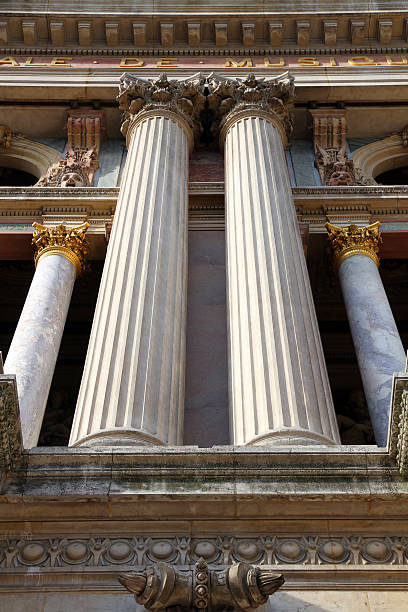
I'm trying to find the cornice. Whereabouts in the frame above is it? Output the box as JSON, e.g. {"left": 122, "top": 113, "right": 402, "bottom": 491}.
{"left": 0, "top": 12, "right": 407, "bottom": 51}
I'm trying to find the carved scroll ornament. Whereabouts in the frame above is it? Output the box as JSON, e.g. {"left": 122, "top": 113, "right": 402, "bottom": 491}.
{"left": 119, "top": 558, "right": 284, "bottom": 611}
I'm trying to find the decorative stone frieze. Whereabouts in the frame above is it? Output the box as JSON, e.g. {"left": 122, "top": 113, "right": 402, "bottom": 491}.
{"left": 0, "top": 375, "right": 22, "bottom": 469}
{"left": 119, "top": 559, "right": 284, "bottom": 611}
{"left": 2, "top": 535, "right": 408, "bottom": 569}
{"left": 33, "top": 222, "right": 89, "bottom": 277}
{"left": 117, "top": 72, "right": 206, "bottom": 145}
{"left": 325, "top": 221, "right": 381, "bottom": 270}
{"left": 207, "top": 72, "right": 295, "bottom": 142}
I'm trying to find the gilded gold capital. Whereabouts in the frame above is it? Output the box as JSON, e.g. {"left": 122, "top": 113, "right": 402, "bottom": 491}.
{"left": 32, "top": 222, "right": 89, "bottom": 276}
{"left": 325, "top": 221, "right": 382, "bottom": 270}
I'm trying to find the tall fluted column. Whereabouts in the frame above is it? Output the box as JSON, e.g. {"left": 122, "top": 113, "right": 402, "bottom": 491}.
{"left": 326, "top": 222, "right": 406, "bottom": 446}
{"left": 69, "top": 73, "right": 205, "bottom": 447}
{"left": 208, "top": 74, "right": 340, "bottom": 446}
{"left": 4, "top": 222, "right": 88, "bottom": 448}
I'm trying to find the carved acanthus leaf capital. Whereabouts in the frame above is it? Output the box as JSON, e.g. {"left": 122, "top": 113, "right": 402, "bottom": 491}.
{"left": 119, "top": 559, "right": 284, "bottom": 612}
{"left": 207, "top": 72, "right": 295, "bottom": 143}
{"left": 117, "top": 72, "right": 206, "bottom": 143}
{"left": 32, "top": 222, "right": 89, "bottom": 276}
{"left": 325, "top": 221, "right": 382, "bottom": 269}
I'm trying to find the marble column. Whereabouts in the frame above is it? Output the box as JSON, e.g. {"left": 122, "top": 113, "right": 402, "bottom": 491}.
{"left": 69, "top": 73, "right": 205, "bottom": 447}
{"left": 208, "top": 74, "right": 340, "bottom": 446}
{"left": 4, "top": 222, "right": 89, "bottom": 449}
{"left": 326, "top": 222, "right": 406, "bottom": 446}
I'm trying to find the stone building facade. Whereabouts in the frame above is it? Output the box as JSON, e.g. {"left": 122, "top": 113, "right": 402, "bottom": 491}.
{"left": 0, "top": 1, "right": 408, "bottom": 610}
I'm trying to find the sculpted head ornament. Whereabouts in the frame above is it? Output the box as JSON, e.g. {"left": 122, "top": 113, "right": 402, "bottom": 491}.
{"left": 119, "top": 558, "right": 284, "bottom": 611}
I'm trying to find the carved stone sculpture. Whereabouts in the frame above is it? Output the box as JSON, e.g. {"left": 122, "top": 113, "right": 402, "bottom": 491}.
{"left": 117, "top": 72, "right": 206, "bottom": 141}
{"left": 315, "top": 145, "right": 356, "bottom": 186}
{"left": 206, "top": 72, "right": 295, "bottom": 139}
{"left": 35, "top": 148, "right": 97, "bottom": 187}
{"left": 119, "top": 558, "right": 284, "bottom": 611}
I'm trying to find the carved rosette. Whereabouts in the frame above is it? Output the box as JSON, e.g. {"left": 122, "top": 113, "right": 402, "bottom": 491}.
{"left": 325, "top": 221, "right": 382, "bottom": 270}
{"left": 117, "top": 72, "right": 206, "bottom": 147}
{"left": 32, "top": 222, "right": 89, "bottom": 276}
{"left": 119, "top": 559, "right": 284, "bottom": 611}
{"left": 207, "top": 72, "right": 295, "bottom": 144}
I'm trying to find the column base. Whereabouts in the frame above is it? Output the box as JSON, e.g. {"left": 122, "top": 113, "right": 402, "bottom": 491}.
{"left": 69, "top": 428, "right": 168, "bottom": 448}
{"left": 244, "top": 429, "right": 339, "bottom": 447}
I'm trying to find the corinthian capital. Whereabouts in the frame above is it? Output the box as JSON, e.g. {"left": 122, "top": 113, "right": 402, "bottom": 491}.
{"left": 117, "top": 72, "right": 206, "bottom": 144}
{"left": 325, "top": 221, "right": 382, "bottom": 270}
{"left": 33, "top": 222, "right": 89, "bottom": 276}
{"left": 207, "top": 72, "right": 295, "bottom": 143}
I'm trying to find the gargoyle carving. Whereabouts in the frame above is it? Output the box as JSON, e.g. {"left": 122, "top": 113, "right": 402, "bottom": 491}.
{"left": 119, "top": 558, "right": 284, "bottom": 611}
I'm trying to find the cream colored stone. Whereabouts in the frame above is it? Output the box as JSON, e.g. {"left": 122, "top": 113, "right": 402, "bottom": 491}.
{"left": 223, "top": 112, "right": 340, "bottom": 446}
{"left": 70, "top": 111, "right": 191, "bottom": 447}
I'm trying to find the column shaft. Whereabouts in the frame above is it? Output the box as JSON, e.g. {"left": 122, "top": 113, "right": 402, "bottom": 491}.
{"left": 4, "top": 255, "right": 76, "bottom": 448}
{"left": 225, "top": 115, "right": 340, "bottom": 446}
{"left": 338, "top": 255, "right": 405, "bottom": 446}
{"left": 70, "top": 113, "right": 189, "bottom": 446}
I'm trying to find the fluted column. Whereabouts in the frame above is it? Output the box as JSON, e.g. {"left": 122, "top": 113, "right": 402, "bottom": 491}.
{"left": 208, "top": 74, "right": 340, "bottom": 446}
{"left": 69, "top": 73, "right": 205, "bottom": 447}
{"left": 4, "top": 222, "right": 88, "bottom": 448}
{"left": 326, "top": 222, "right": 406, "bottom": 446}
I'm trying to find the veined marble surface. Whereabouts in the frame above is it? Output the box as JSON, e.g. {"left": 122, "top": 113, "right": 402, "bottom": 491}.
{"left": 339, "top": 254, "right": 406, "bottom": 446}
